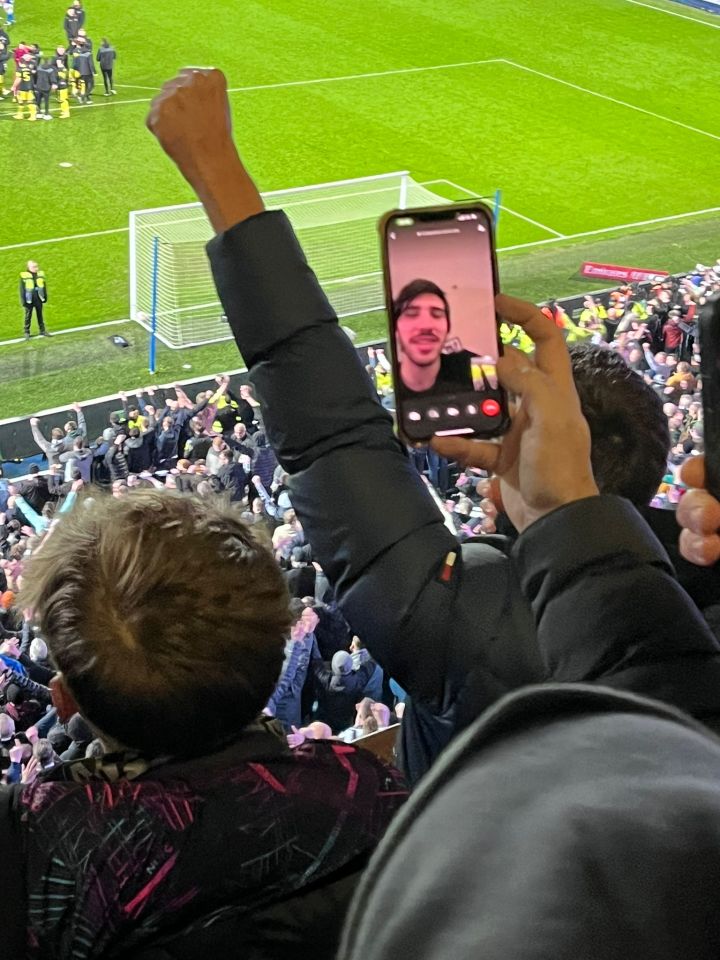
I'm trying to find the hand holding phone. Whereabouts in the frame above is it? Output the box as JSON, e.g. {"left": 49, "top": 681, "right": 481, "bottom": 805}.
{"left": 430, "top": 294, "right": 598, "bottom": 533}
{"left": 381, "top": 203, "right": 509, "bottom": 444}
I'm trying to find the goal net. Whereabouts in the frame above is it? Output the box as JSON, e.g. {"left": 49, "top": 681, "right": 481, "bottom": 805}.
{"left": 129, "top": 172, "right": 452, "bottom": 349}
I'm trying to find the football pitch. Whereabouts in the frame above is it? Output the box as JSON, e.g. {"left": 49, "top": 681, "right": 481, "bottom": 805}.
{"left": 1, "top": 0, "right": 719, "bottom": 418}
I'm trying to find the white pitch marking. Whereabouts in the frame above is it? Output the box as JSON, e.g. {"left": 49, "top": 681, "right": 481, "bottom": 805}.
{"left": 625, "top": 0, "right": 720, "bottom": 28}
{"left": 501, "top": 59, "right": 720, "bottom": 142}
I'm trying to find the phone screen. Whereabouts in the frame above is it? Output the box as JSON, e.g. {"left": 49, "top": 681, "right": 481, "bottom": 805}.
{"left": 383, "top": 205, "right": 508, "bottom": 443}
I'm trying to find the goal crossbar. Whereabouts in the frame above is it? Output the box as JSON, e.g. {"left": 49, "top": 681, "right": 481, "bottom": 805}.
{"left": 129, "top": 172, "right": 461, "bottom": 350}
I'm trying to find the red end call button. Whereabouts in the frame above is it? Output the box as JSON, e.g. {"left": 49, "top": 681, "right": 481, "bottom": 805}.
{"left": 481, "top": 399, "right": 501, "bottom": 417}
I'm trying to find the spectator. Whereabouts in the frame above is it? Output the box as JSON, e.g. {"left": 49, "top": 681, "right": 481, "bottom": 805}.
{"left": 104, "top": 433, "right": 129, "bottom": 481}
{"left": 350, "top": 637, "right": 384, "bottom": 701}
{"left": 312, "top": 650, "right": 377, "bottom": 733}
{"left": 0, "top": 466, "right": 9, "bottom": 513}
{"left": 29, "top": 418, "right": 66, "bottom": 465}
{"left": 215, "top": 448, "right": 247, "bottom": 500}
{"left": 204, "top": 434, "right": 227, "bottom": 475}
{"left": 155, "top": 415, "right": 181, "bottom": 470}
{"left": 283, "top": 544, "right": 317, "bottom": 598}
{"left": 145, "top": 68, "right": 719, "bottom": 786}
{"left": 251, "top": 471, "right": 292, "bottom": 518}
{"left": 361, "top": 715, "right": 378, "bottom": 736}
{"left": 226, "top": 420, "right": 255, "bottom": 457}
{"left": 242, "top": 496, "right": 275, "bottom": 545}
{"left": 0, "top": 712, "right": 16, "bottom": 774}
{"left": 264, "top": 599, "right": 318, "bottom": 731}
{"left": 2, "top": 490, "right": 406, "bottom": 958}
{"left": 250, "top": 432, "right": 277, "bottom": 488}
{"left": 59, "top": 436, "right": 93, "bottom": 482}
{"left": 182, "top": 416, "right": 213, "bottom": 461}
{"left": 371, "top": 702, "right": 391, "bottom": 729}
{"left": 124, "top": 421, "right": 156, "bottom": 474}
{"left": 334, "top": 292, "right": 720, "bottom": 960}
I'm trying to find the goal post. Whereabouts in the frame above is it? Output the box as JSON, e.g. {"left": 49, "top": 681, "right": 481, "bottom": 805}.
{"left": 129, "top": 172, "right": 458, "bottom": 349}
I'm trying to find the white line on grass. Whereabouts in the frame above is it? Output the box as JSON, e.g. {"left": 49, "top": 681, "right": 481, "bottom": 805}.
{"left": 115, "top": 83, "right": 163, "bottom": 90}
{"left": 501, "top": 60, "right": 720, "bottom": 142}
{"left": 625, "top": 0, "right": 720, "bottom": 28}
{"left": 0, "top": 226, "right": 128, "bottom": 253}
{"left": 499, "top": 204, "right": 566, "bottom": 237}
{"left": 0, "top": 318, "right": 132, "bottom": 348}
{"left": 424, "top": 178, "right": 565, "bottom": 237}
{"left": 497, "top": 204, "right": 720, "bottom": 252}
{"left": 3, "top": 59, "right": 504, "bottom": 114}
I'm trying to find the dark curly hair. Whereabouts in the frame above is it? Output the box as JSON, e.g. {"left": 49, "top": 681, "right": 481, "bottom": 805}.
{"left": 569, "top": 345, "right": 670, "bottom": 507}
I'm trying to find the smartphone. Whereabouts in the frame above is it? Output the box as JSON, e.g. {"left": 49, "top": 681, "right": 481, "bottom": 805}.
{"left": 380, "top": 203, "right": 509, "bottom": 444}
{"left": 699, "top": 293, "right": 720, "bottom": 499}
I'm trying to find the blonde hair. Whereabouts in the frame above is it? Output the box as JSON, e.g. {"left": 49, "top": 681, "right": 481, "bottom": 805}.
{"left": 21, "top": 491, "right": 291, "bottom": 757}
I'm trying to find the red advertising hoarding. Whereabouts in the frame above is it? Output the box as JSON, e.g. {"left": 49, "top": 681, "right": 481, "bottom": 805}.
{"left": 580, "top": 262, "right": 669, "bottom": 284}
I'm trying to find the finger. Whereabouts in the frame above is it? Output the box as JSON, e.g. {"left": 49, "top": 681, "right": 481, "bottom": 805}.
{"left": 291, "top": 726, "right": 299, "bottom": 734}
{"left": 431, "top": 437, "right": 502, "bottom": 472}
{"left": 495, "top": 354, "right": 549, "bottom": 406}
{"left": 502, "top": 343, "right": 535, "bottom": 368}
{"left": 679, "top": 528, "right": 720, "bottom": 567}
{"left": 496, "top": 293, "right": 573, "bottom": 384}
{"left": 679, "top": 455, "right": 706, "bottom": 490}
{"left": 676, "top": 488, "right": 720, "bottom": 536}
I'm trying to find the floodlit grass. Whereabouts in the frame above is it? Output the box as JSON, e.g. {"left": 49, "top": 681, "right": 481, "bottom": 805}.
{"left": 2, "top": 0, "right": 719, "bottom": 416}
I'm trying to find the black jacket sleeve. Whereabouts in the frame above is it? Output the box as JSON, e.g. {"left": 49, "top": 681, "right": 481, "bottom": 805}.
{"left": 514, "top": 496, "right": 720, "bottom": 722}
{"left": 206, "top": 213, "right": 481, "bottom": 707}
{"left": 205, "top": 212, "right": 718, "bottom": 729}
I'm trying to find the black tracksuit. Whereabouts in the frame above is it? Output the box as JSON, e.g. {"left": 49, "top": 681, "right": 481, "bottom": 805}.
{"left": 34, "top": 63, "right": 55, "bottom": 113}
{"left": 96, "top": 42, "right": 116, "bottom": 93}
{"left": 73, "top": 49, "right": 95, "bottom": 98}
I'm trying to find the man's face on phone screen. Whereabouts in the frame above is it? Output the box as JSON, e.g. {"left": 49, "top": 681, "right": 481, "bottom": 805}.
{"left": 396, "top": 293, "right": 448, "bottom": 367}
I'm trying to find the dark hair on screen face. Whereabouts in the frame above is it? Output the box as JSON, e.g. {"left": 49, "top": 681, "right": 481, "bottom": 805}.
{"left": 392, "top": 279, "right": 451, "bottom": 327}
{"left": 569, "top": 345, "right": 670, "bottom": 507}
{"left": 20, "top": 491, "right": 291, "bottom": 759}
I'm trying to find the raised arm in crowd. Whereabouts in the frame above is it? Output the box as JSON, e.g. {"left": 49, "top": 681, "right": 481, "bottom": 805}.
{"left": 148, "top": 69, "right": 720, "bottom": 785}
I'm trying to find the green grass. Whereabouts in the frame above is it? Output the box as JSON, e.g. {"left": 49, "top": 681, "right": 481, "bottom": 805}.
{"left": 2, "top": 0, "right": 720, "bottom": 417}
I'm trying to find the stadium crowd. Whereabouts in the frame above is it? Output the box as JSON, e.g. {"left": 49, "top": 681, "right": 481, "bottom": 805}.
{"left": 0, "top": 66, "right": 719, "bottom": 959}
{"left": 0, "top": 0, "right": 117, "bottom": 120}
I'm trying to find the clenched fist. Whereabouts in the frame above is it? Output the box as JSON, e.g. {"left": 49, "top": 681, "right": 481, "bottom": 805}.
{"left": 147, "top": 68, "right": 264, "bottom": 233}
{"left": 146, "top": 69, "right": 234, "bottom": 182}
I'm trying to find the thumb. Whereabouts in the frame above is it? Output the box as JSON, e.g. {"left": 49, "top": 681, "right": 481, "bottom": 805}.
{"left": 291, "top": 726, "right": 299, "bottom": 734}
{"left": 431, "top": 436, "right": 501, "bottom": 472}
